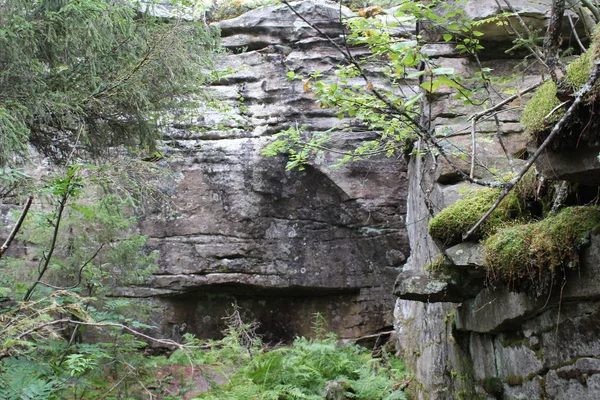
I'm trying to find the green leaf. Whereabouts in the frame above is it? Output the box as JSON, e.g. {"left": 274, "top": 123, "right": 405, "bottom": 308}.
{"left": 431, "top": 67, "right": 455, "bottom": 75}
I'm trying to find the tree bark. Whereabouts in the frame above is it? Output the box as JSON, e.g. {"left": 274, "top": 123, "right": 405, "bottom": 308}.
{"left": 544, "top": 0, "right": 567, "bottom": 82}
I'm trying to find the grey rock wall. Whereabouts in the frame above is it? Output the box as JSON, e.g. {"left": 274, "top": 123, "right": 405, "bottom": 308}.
{"left": 124, "top": 1, "right": 410, "bottom": 342}
{"left": 394, "top": 1, "right": 600, "bottom": 399}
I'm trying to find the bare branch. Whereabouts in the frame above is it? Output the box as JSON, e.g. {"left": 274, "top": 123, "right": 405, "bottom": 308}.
{"left": 463, "top": 59, "right": 600, "bottom": 240}
{"left": 37, "top": 244, "right": 105, "bottom": 291}
{"left": 568, "top": 14, "right": 587, "bottom": 53}
{"left": 468, "top": 81, "right": 545, "bottom": 122}
{"left": 0, "top": 195, "right": 33, "bottom": 260}
{"left": 497, "top": 0, "right": 548, "bottom": 68}
{"left": 16, "top": 318, "right": 183, "bottom": 349}
{"left": 581, "top": 0, "right": 600, "bottom": 22}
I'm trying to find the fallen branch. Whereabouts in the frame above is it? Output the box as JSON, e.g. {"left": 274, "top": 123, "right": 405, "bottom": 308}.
{"left": 16, "top": 318, "right": 183, "bottom": 349}
{"left": 463, "top": 60, "right": 600, "bottom": 240}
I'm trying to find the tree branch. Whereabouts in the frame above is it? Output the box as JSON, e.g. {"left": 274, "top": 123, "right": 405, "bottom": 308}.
{"left": 463, "top": 59, "right": 600, "bottom": 240}
{"left": 581, "top": 0, "right": 600, "bottom": 22}
{"left": 544, "top": 0, "right": 567, "bottom": 82}
{"left": 16, "top": 318, "right": 183, "bottom": 349}
{"left": 0, "top": 195, "right": 33, "bottom": 260}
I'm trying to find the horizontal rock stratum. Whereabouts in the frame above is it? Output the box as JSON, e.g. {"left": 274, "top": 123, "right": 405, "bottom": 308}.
{"left": 121, "top": 1, "right": 410, "bottom": 343}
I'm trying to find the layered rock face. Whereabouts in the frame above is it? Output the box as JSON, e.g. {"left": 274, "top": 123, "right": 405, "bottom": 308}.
{"left": 125, "top": 2, "right": 409, "bottom": 342}
{"left": 394, "top": 1, "right": 600, "bottom": 399}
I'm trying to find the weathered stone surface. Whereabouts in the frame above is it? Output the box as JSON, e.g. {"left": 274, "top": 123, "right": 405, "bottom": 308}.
{"left": 562, "top": 235, "right": 600, "bottom": 301}
{"left": 124, "top": 1, "right": 410, "bottom": 341}
{"left": 394, "top": 269, "right": 468, "bottom": 303}
{"left": 462, "top": 0, "right": 584, "bottom": 42}
{"left": 534, "top": 145, "right": 600, "bottom": 185}
{"left": 390, "top": 1, "right": 600, "bottom": 399}
{"left": 455, "top": 288, "right": 545, "bottom": 333}
{"left": 445, "top": 242, "right": 484, "bottom": 267}
{"left": 531, "top": 302, "right": 600, "bottom": 367}
{"left": 546, "top": 358, "right": 600, "bottom": 400}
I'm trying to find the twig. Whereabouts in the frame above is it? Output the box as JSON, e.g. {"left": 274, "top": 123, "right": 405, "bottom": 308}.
{"left": 568, "top": 14, "right": 587, "bottom": 53}
{"left": 38, "top": 244, "right": 105, "bottom": 291}
{"left": 98, "top": 371, "right": 133, "bottom": 400}
{"left": 467, "top": 81, "right": 544, "bottom": 122}
{"left": 24, "top": 187, "right": 70, "bottom": 302}
{"left": 581, "top": 0, "right": 600, "bottom": 22}
{"left": 470, "top": 118, "right": 477, "bottom": 179}
{"left": 17, "top": 318, "right": 183, "bottom": 349}
{"left": 544, "top": 100, "right": 570, "bottom": 120}
{"left": 497, "top": 0, "right": 548, "bottom": 69}
{"left": 463, "top": 60, "right": 600, "bottom": 240}
{"left": 0, "top": 195, "right": 33, "bottom": 260}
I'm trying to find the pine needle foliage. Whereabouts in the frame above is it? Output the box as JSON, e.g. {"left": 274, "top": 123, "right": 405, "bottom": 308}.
{"left": 0, "top": 0, "right": 221, "bottom": 166}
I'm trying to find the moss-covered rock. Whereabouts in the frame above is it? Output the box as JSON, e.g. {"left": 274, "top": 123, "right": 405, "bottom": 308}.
{"left": 428, "top": 182, "right": 535, "bottom": 247}
{"left": 483, "top": 206, "right": 600, "bottom": 297}
{"left": 521, "top": 24, "right": 600, "bottom": 140}
{"left": 520, "top": 80, "right": 562, "bottom": 137}
{"left": 429, "top": 188, "right": 502, "bottom": 246}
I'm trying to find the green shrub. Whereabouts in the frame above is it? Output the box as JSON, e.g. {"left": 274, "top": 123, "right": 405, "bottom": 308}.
{"left": 483, "top": 206, "right": 600, "bottom": 297}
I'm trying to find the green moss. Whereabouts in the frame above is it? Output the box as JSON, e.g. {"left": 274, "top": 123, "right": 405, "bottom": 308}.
{"left": 484, "top": 206, "right": 600, "bottom": 297}
{"left": 520, "top": 80, "right": 562, "bottom": 137}
{"left": 482, "top": 376, "right": 503, "bottom": 396}
{"left": 522, "top": 24, "right": 600, "bottom": 139}
{"left": 564, "top": 51, "right": 593, "bottom": 91}
{"left": 424, "top": 253, "right": 447, "bottom": 272}
{"left": 506, "top": 374, "right": 524, "bottom": 386}
{"left": 428, "top": 187, "right": 527, "bottom": 246}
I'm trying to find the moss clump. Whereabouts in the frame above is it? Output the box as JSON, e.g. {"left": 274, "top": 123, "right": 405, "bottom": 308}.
{"left": 522, "top": 24, "right": 600, "bottom": 139}
{"left": 484, "top": 206, "right": 600, "bottom": 297}
{"left": 428, "top": 187, "right": 528, "bottom": 247}
{"left": 483, "top": 376, "right": 504, "bottom": 397}
{"left": 506, "top": 375, "right": 524, "bottom": 386}
{"left": 520, "top": 80, "right": 562, "bottom": 137}
{"left": 424, "top": 253, "right": 447, "bottom": 272}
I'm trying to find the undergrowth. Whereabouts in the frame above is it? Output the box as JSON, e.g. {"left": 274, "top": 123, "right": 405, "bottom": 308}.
{"left": 174, "top": 314, "right": 411, "bottom": 400}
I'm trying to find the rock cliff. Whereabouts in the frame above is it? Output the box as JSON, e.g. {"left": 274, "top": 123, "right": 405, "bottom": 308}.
{"left": 393, "top": 1, "right": 600, "bottom": 399}
{"left": 119, "top": 1, "right": 600, "bottom": 398}
{"left": 123, "top": 1, "right": 410, "bottom": 343}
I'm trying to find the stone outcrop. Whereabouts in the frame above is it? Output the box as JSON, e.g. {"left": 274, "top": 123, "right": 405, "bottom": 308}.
{"left": 122, "top": 1, "right": 410, "bottom": 342}
{"left": 393, "top": 1, "right": 600, "bottom": 399}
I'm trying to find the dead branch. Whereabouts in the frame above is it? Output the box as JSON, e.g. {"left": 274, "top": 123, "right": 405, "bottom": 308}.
{"left": 497, "top": 0, "right": 549, "bottom": 68}
{"left": 463, "top": 59, "right": 600, "bottom": 240}
{"left": 0, "top": 195, "right": 33, "bottom": 260}
{"left": 38, "top": 244, "right": 105, "bottom": 291}
{"left": 16, "top": 318, "right": 183, "bottom": 349}
{"left": 580, "top": 0, "right": 600, "bottom": 22}
{"left": 568, "top": 14, "right": 587, "bottom": 53}
{"left": 24, "top": 187, "right": 70, "bottom": 302}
